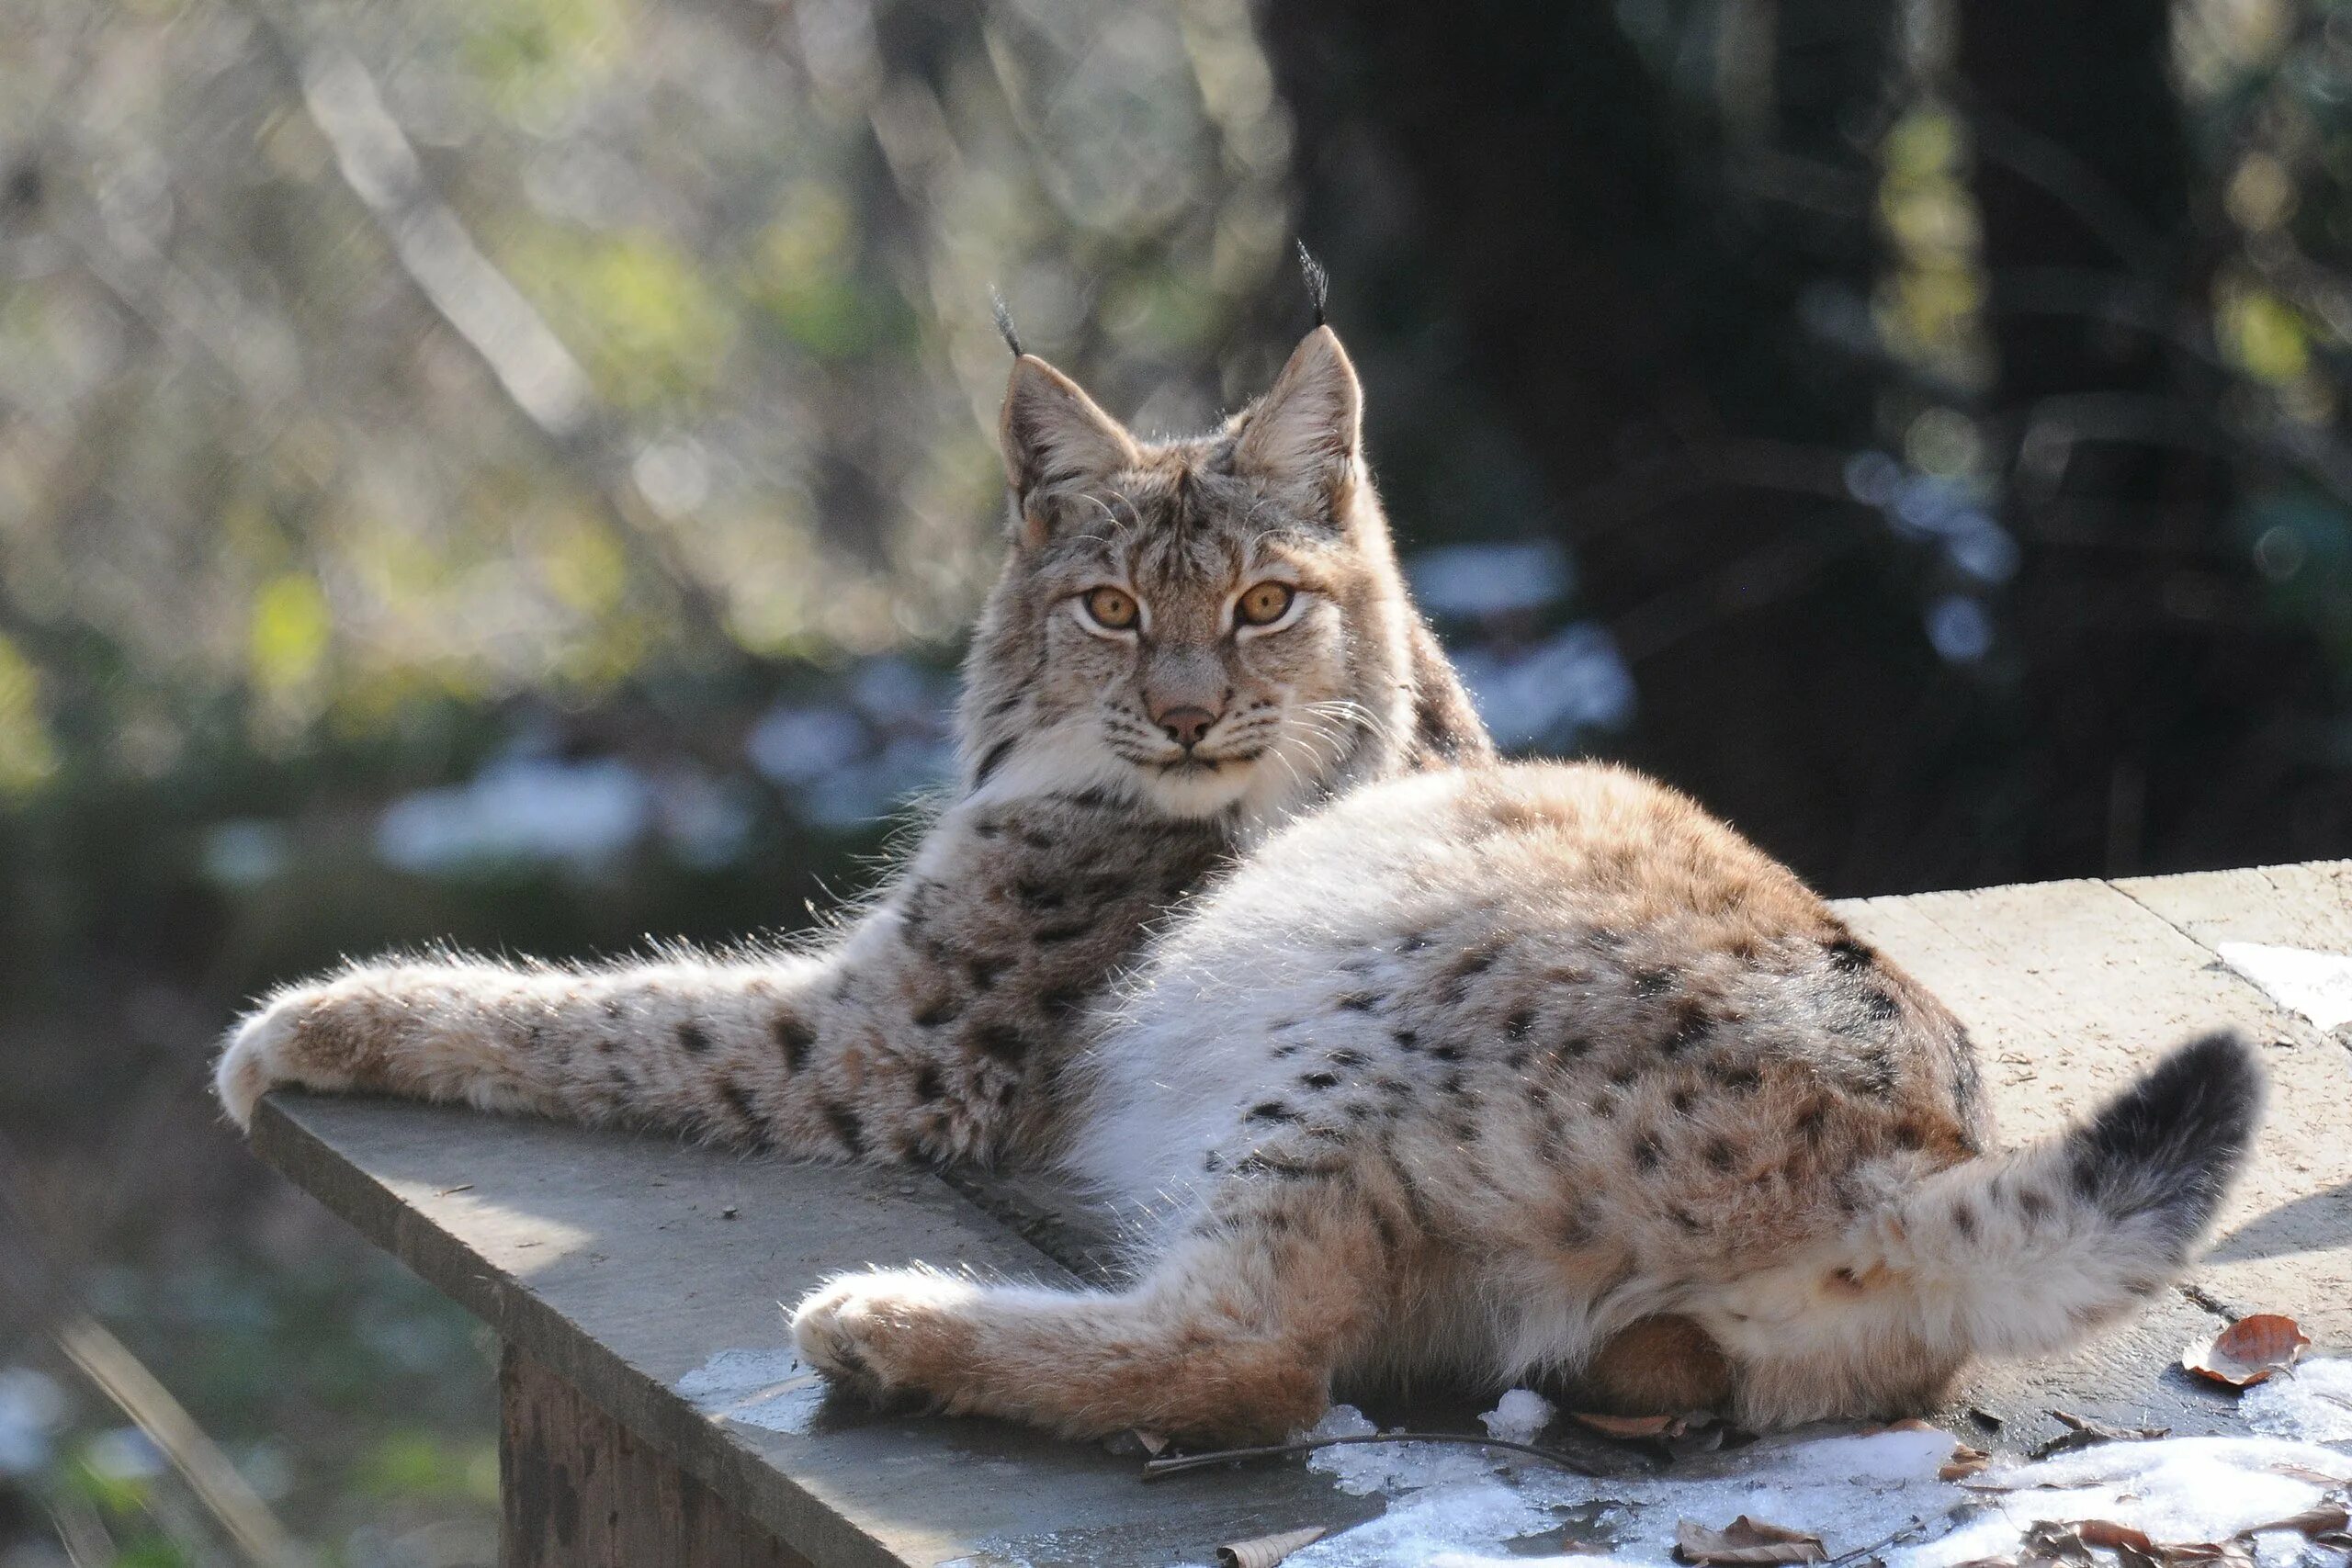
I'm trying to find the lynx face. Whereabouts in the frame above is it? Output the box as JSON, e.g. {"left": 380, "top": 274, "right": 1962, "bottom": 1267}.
{"left": 961, "top": 327, "right": 1428, "bottom": 824}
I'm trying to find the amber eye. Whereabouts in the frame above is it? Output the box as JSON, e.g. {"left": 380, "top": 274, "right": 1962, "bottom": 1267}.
{"left": 1236, "top": 581, "right": 1296, "bottom": 627}
{"left": 1081, "top": 586, "right": 1138, "bottom": 630}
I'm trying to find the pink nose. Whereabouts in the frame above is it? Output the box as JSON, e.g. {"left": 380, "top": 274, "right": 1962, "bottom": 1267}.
{"left": 1156, "top": 707, "right": 1218, "bottom": 749}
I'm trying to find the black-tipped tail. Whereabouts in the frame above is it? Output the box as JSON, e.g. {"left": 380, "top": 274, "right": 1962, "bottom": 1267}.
{"left": 2065, "top": 1031, "right": 2264, "bottom": 1248}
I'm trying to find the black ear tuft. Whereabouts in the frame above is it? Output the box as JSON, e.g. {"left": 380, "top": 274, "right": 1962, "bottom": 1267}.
{"left": 1296, "top": 242, "right": 1329, "bottom": 329}
{"left": 989, "top": 288, "right": 1023, "bottom": 357}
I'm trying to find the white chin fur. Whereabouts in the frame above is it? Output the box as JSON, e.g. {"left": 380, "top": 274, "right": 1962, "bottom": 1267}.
{"left": 1138, "top": 759, "right": 1260, "bottom": 818}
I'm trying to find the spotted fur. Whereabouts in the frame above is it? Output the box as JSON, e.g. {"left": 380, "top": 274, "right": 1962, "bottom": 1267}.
{"left": 217, "top": 333, "right": 2261, "bottom": 1450}
{"left": 216, "top": 325, "right": 1488, "bottom": 1165}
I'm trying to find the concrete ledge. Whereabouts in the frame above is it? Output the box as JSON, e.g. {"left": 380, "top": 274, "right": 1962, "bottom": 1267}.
{"left": 247, "top": 862, "right": 2352, "bottom": 1565}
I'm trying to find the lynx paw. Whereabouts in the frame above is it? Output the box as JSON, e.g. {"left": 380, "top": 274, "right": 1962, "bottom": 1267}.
{"left": 789, "top": 1270, "right": 980, "bottom": 1399}
{"left": 213, "top": 989, "right": 342, "bottom": 1130}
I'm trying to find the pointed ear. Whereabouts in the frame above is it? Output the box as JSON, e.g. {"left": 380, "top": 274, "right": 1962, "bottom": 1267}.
{"left": 1233, "top": 325, "right": 1362, "bottom": 486}
{"left": 999, "top": 355, "right": 1138, "bottom": 517}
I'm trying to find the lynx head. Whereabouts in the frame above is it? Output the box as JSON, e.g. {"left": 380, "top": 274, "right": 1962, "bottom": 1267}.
{"left": 958, "top": 327, "right": 1466, "bottom": 826}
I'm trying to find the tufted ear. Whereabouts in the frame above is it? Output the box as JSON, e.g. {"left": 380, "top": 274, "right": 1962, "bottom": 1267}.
{"left": 1232, "top": 325, "right": 1362, "bottom": 488}
{"left": 999, "top": 355, "right": 1139, "bottom": 540}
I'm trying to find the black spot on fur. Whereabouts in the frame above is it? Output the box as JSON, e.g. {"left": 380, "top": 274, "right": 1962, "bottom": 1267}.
{"left": 718, "top": 1076, "right": 761, "bottom": 1132}
{"left": 1397, "top": 932, "right": 1431, "bottom": 953}
{"left": 1555, "top": 1035, "right": 1592, "bottom": 1061}
{"left": 971, "top": 737, "right": 1018, "bottom": 787}
{"left": 1440, "top": 1070, "right": 1470, "bottom": 1097}
{"left": 1670, "top": 1206, "right": 1705, "bottom": 1234}
{"left": 1631, "top": 1131, "right": 1662, "bottom": 1170}
{"left": 1033, "top": 922, "right": 1091, "bottom": 945}
{"left": 1861, "top": 987, "right": 1901, "bottom": 1021}
{"left": 1662, "top": 1003, "right": 1711, "bottom": 1055}
{"left": 1300, "top": 1070, "right": 1340, "bottom": 1091}
{"left": 1504, "top": 1010, "right": 1536, "bottom": 1040}
{"left": 823, "top": 1101, "right": 865, "bottom": 1156}
{"left": 1391, "top": 1029, "right": 1419, "bottom": 1051}
{"left": 677, "top": 1021, "right": 712, "bottom": 1055}
{"left": 1335, "top": 991, "right": 1385, "bottom": 1013}
{"left": 966, "top": 956, "right": 1008, "bottom": 991}
{"left": 1591, "top": 1092, "right": 1618, "bottom": 1120}
{"left": 910, "top": 1060, "right": 945, "bottom": 1101}
{"left": 772, "top": 1014, "right": 814, "bottom": 1072}
{"left": 967, "top": 1021, "right": 1032, "bottom": 1063}
{"left": 1429, "top": 1043, "right": 1463, "bottom": 1064}
{"left": 912, "top": 994, "right": 966, "bottom": 1028}
{"left": 1951, "top": 1201, "right": 1978, "bottom": 1241}
{"left": 1711, "top": 1060, "right": 1762, "bottom": 1094}
{"left": 1012, "top": 878, "right": 1066, "bottom": 911}
{"left": 1039, "top": 984, "right": 1091, "bottom": 1020}
{"left": 2018, "top": 1187, "right": 2052, "bottom": 1224}
{"left": 1826, "top": 937, "right": 1874, "bottom": 972}
{"left": 1248, "top": 1101, "right": 1299, "bottom": 1123}
{"left": 1671, "top": 1089, "right": 1696, "bottom": 1115}
{"left": 1329, "top": 1047, "right": 1369, "bottom": 1068}
{"left": 1702, "top": 1136, "right": 1736, "bottom": 1172}
{"left": 1856, "top": 1045, "right": 1900, "bottom": 1097}
{"left": 1631, "top": 968, "right": 1675, "bottom": 998}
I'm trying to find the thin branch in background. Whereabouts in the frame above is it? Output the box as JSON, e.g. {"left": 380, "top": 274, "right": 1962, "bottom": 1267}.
{"left": 236, "top": 4, "right": 739, "bottom": 660}
{"left": 54, "top": 1314, "right": 308, "bottom": 1568}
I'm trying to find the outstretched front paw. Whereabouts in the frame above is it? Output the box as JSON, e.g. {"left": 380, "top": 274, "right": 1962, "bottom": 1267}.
{"left": 788, "top": 1269, "right": 981, "bottom": 1403}
{"left": 213, "top": 987, "right": 346, "bottom": 1130}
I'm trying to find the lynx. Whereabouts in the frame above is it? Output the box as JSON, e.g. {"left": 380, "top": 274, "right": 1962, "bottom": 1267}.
{"left": 217, "top": 322, "right": 2260, "bottom": 1445}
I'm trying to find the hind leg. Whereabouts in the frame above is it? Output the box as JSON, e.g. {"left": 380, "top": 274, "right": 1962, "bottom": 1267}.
{"left": 791, "top": 1179, "right": 1391, "bottom": 1444}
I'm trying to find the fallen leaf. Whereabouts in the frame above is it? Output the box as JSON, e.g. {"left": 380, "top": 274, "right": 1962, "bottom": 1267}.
{"left": 2028, "top": 1410, "right": 2170, "bottom": 1460}
{"left": 1216, "top": 1525, "right": 1327, "bottom": 1568}
{"left": 2073, "top": 1521, "right": 2154, "bottom": 1552}
{"left": 2244, "top": 1502, "right": 2350, "bottom": 1538}
{"left": 1939, "top": 1444, "right": 1992, "bottom": 1481}
{"left": 1575, "top": 1411, "right": 1681, "bottom": 1439}
{"left": 2181, "top": 1314, "right": 2310, "bottom": 1388}
{"left": 1674, "top": 1516, "right": 1827, "bottom": 1564}
{"left": 1101, "top": 1427, "right": 1170, "bottom": 1459}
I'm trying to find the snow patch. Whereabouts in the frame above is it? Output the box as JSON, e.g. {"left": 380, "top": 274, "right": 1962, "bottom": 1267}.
{"left": 1280, "top": 1408, "right": 2352, "bottom": 1568}
{"left": 2243, "top": 1358, "right": 2352, "bottom": 1444}
{"left": 1480, "top": 1388, "right": 1557, "bottom": 1446}
{"left": 674, "top": 1347, "right": 827, "bottom": 1435}
{"left": 2218, "top": 942, "right": 2352, "bottom": 1032}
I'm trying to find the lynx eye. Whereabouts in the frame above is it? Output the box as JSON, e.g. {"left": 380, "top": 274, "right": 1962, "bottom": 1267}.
{"left": 1080, "top": 586, "right": 1138, "bottom": 631}
{"left": 1236, "top": 581, "right": 1296, "bottom": 627}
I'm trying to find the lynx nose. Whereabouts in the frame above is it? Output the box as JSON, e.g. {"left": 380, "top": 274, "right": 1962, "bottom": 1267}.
{"left": 1155, "top": 706, "right": 1219, "bottom": 749}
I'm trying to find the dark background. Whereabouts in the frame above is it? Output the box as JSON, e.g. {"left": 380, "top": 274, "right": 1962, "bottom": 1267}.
{"left": 2, "top": 0, "right": 2346, "bottom": 1559}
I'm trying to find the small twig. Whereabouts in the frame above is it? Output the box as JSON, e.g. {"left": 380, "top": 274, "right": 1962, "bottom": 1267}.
{"left": 54, "top": 1314, "right": 307, "bottom": 1568}
{"left": 1141, "top": 1428, "right": 1608, "bottom": 1482}
{"left": 1821, "top": 1506, "right": 1975, "bottom": 1568}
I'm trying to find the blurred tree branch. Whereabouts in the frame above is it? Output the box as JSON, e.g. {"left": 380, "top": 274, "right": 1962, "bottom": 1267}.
{"left": 234, "top": 1, "right": 743, "bottom": 665}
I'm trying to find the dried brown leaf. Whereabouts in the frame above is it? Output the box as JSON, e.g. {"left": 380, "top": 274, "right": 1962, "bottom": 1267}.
{"left": 2181, "top": 1314, "right": 2310, "bottom": 1389}
{"left": 1939, "top": 1444, "right": 1993, "bottom": 1481}
{"left": 1575, "top": 1411, "right": 1681, "bottom": 1439}
{"left": 1674, "top": 1516, "right": 1828, "bottom": 1564}
{"left": 1215, "top": 1525, "right": 1328, "bottom": 1568}
{"left": 2245, "top": 1503, "right": 2350, "bottom": 1538}
{"left": 2028, "top": 1411, "right": 2170, "bottom": 1460}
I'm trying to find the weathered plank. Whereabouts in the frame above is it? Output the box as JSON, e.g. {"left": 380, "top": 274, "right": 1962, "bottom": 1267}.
{"left": 2110, "top": 863, "right": 2352, "bottom": 1344}
{"left": 245, "top": 864, "right": 2352, "bottom": 1563}
{"left": 502, "top": 1345, "right": 809, "bottom": 1568}
{"left": 251, "top": 1094, "right": 1379, "bottom": 1568}
{"left": 1836, "top": 869, "right": 2352, "bottom": 1450}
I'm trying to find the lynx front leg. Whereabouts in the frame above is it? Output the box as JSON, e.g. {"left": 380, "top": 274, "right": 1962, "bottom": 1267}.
{"left": 790, "top": 1179, "right": 1393, "bottom": 1444}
